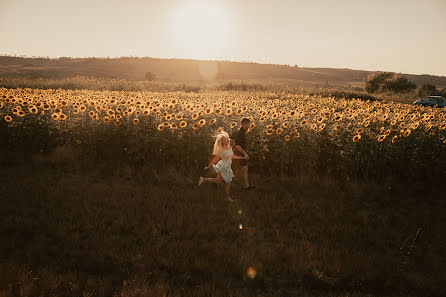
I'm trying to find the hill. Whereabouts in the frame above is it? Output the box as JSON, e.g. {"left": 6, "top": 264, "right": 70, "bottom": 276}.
{"left": 1, "top": 55, "right": 446, "bottom": 89}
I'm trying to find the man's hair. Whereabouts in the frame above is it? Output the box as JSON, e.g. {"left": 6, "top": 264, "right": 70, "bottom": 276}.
{"left": 241, "top": 118, "right": 251, "bottom": 125}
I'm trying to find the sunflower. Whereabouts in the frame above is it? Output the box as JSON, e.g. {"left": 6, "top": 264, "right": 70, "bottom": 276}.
{"left": 266, "top": 129, "right": 274, "bottom": 135}
{"left": 103, "top": 117, "right": 110, "bottom": 123}
{"left": 210, "top": 118, "right": 217, "bottom": 125}
{"left": 133, "top": 118, "right": 139, "bottom": 124}
{"left": 230, "top": 122, "right": 238, "bottom": 129}
{"left": 282, "top": 121, "right": 289, "bottom": 128}
{"left": 294, "top": 132, "right": 300, "bottom": 138}
{"left": 51, "top": 113, "right": 59, "bottom": 120}
{"left": 300, "top": 120, "right": 308, "bottom": 126}
{"left": 28, "top": 106, "right": 38, "bottom": 114}
{"left": 392, "top": 135, "right": 398, "bottom": 143}
{"left": 4, "top": 115, "right": 12, "bottom": 122}
{"left": 192, "top": 123, "right": 199, "bottom": 130}
{"left": 284, "top": 135, "right": 290, "bottom": 142}
{"left": 114, "top": 120, "right": 122, "bottom": 126}
{"left": 334, "top": 113, "right": 342, "bottom": 121}
{"left": 276, "top": 128, "right": 283, "bottom": 135}
{"left": 157, "top": 124, "right": 165, "bottom": 131}
{"left": 225, "top": 108, "right": 232, "bottom": 115}
{"left": 59, "top": 113, "right": 66, "bottom": 120}
{"left": 199, "top": 119, "right": 206, "bottom": 126}
{"left": 403, "top": 129, "right": 411, "bottom": 137}
{"left": 377, "top": 135, "right": 386, "bottom": 142}
{"left": 439, "top": 122, "right": 446, "bottom": 130}
{"left": 89, "top": 111, "right": 95, "bottom": 117}
{"left": 180, "top": 121, "right": 187, "bottom": 128}
{"left": 353, "top": 134, "right": 361, "bottom": 142}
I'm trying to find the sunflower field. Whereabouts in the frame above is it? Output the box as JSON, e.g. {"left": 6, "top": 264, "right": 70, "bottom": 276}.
{"left": 1, "top": 87, "right": 445, "bottom": 182}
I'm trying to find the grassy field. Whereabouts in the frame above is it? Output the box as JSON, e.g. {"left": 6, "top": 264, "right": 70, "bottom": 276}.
{"left": 1, "top": 85, "right": 446, "bottom": 296}
{"left": 1, "top": 155, "right": 445, "bottom": 297}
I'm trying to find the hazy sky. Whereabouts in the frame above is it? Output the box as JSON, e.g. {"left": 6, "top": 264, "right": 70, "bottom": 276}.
{"left": 1, "top": 0, "right": 445, "bottom": 76}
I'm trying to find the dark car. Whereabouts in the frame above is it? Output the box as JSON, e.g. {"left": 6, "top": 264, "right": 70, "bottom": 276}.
{"left": 414, "top": 96, "right": 446, "bottom": 108}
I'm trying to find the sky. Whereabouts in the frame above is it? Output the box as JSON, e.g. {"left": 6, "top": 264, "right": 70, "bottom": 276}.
{"left": 1, "top": 0, "right": 445, "bottom": 76}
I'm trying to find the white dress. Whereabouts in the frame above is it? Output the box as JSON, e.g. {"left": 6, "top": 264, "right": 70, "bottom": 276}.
{"left": 212, "top": 147, "right": 234, "bottom": 183}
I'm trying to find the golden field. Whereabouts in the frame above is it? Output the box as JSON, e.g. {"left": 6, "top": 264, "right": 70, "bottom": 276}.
{"left": 1, "top": 86, "right": 446, "bottom": 297}
{"left": 1, "top": 86, "right": 446, "bottom": 180}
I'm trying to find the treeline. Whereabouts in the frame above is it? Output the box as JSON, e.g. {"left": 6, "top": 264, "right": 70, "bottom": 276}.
{"left": 364, "top": 72, "right": 446, "bottom": 97}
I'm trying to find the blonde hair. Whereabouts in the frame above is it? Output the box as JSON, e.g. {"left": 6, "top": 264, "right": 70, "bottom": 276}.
{"left": 212, "top": 130, "right": 230, "bottom": 156}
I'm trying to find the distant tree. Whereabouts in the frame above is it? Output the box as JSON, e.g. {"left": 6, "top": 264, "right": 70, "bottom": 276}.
{"left": 364, "top": 72, "right": 394, "bottom": 93}
{"left": 418, "top": 84, "right": 439, "bottom": 97}
{"left": 381, "top": 75, "right": 417, "bottom": 93}
{"left": 145, "top": 71, "right": 156, "bottom": 81}
{"left": 364, "top": 72, "right": 416, "bottom": 93}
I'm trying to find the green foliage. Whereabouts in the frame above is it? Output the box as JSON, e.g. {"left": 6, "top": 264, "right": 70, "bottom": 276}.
{"left": 365, "top": 72, "right": 417, "bottom": 94}
{"left": 381, "top": 75, "right": 417, "bottom": 93}
{"left": 364, "top": 72, "right": 394, "bottom": 93}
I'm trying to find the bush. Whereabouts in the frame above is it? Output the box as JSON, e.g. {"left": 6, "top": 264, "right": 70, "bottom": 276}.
{"left": 364, "top": 72, "right": 417, "bottom": 93}
{"left": 364, "top": 72, "right": 394, "bottom": 93}
{"left": 381, "top": 74, "right": 417, "bottom": 93}
{"left": 144, "top": 71, "right": 156, "bottom": 81}
{"left": 418, "top": 84, "right": 439, "bottom": 97}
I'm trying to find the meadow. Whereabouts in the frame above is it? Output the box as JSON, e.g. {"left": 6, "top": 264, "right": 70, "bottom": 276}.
{"left": 1, "top": 86, "right": 445, "bottom": 296}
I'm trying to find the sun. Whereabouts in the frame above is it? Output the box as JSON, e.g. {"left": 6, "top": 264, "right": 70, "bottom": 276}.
{"left": 170, "top": 0, "right": 233, "bottom": 59}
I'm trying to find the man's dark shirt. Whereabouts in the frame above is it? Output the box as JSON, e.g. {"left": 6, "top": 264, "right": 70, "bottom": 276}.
{"left": 231, "top": 127, "right": 246, "bottom": 153}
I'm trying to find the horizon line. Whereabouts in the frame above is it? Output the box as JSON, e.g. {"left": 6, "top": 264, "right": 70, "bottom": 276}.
{"left": 1, "top": 53, "right": 444, "bottom": 78}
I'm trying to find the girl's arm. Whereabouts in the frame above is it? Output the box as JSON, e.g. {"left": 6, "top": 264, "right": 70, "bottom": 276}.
{"left": 204, "top": 155, "right": 221, "bottom": 170}
{"left": 232, "top": 155, "right": 246, "bottom": 160}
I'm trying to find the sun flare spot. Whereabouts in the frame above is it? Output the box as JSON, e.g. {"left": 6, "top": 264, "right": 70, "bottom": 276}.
{"left": 170, "top": 0, "right": 233, "bottom": 59}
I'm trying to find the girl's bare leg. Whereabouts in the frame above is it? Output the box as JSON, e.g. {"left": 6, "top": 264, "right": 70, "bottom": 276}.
{"left": 241, "top": 165, "right": 249, "bottom": 188}
{"left": 203, "top": 173, "right": 222, "bottom": 184}
{"left": 224, "top": 182, "right": 231, "bottom": 198}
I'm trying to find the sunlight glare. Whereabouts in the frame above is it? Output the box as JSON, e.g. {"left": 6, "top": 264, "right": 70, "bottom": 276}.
{"left": 170, "top": 0, "right": 233, "bottom": 59}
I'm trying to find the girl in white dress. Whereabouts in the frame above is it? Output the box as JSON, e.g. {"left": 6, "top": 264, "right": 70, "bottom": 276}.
{"left": 198, "top": 131, "right": 247, "bottom": 202}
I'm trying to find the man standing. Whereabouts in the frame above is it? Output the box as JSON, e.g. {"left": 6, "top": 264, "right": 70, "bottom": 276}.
{"left": 231, "top": 118, "right": 255, "bottom": 190}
